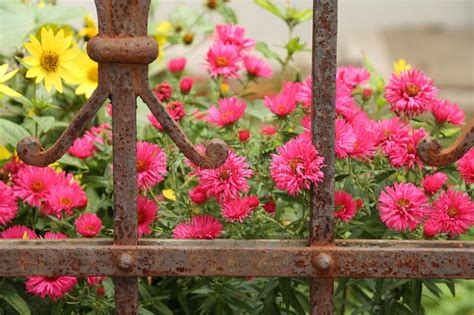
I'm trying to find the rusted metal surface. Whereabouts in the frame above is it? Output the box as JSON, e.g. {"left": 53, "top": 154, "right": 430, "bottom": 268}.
{"left": 87, "top": 36, "right": 158, "bottom": 64}
{"left": 0, "top": 239, "right": 473, "bottom": 278}
{"left": 310, "top": 0, "right": 338, "bottom": 313}
{"left": 417, "top": 117, "right": 474, "bottom": 166}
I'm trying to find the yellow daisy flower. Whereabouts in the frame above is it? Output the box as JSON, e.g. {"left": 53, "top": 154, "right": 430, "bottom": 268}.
{"left": 162, "top": 189, "right": 177, "bottom": 201}
{"left": 23, "top": 27, "right": 78, "bottom": 93}
{"left": 393, "top": 59, "right": 412, "bottom": 76}
{"left": 78, "top": 15, "right": 98, "bottom": 39}
{"left": 155, "top": 21, "right": 172, "bottom": 61}
{"left": 0, "top": 64, "right": 21, "bottom": 98}
{"left": 0, "top": 145, "right": 12, "bottom": 160}
{"left": 69, "top": 49, "right": 98, "bottom": 99}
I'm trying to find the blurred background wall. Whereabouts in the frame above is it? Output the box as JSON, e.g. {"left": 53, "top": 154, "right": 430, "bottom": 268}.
{"left": 60, "top": 0, "right": 474, "bottom": 114}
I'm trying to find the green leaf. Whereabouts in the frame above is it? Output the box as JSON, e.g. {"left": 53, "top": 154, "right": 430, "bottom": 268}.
{"left": 58, "top": 154, "right": 87, "bottom": 169}
{"left": 286, "top": 37, "right": 305, "bottom": 55}
{"left": 0, "top": 287, "right": 31, "bottom": 315}
{"left": 217, "top": 5, "right": 238, "bottom": 24}
{"left": 31, "top": 116, "right": 55, "bottom": 133}
{"left": 255, "top": 41, "right": 282, "bottom": 63}
{"left": 0, "top": 118, "right": 30, "bottom": 147}
{"left": 254, "top": 0, "right": 284, "bottom": 19}
{"left": 293, "top": 9, "right": 313, "bottom": 23}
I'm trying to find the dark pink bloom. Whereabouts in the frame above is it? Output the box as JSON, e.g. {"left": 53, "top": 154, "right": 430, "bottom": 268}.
{"left": 3, "top": 155, "right": 25, "bottom": 175}
{"left": 238, "top": 129, "right": 250, "bottom": 142}
{"left": 137, "top": 196, "right": 158, "bottom": 237}
{"left": 136, "top": 141, "right": 167, "bottom": 189}
{"left": 75, "top": 213, "right": 103, "bottom": 237}
{"left": 264, "top": 82, "right": 298, "bottom": 116}
{"left": 26, "top": 276, "right": 77, "bottom": 300}
{"left": 206, "top": 96, "right": 246, "bottom": 127}
{"left": 1, "top": 225, "right": 37, "bottom": 239}
{"left": 385, "top": 128, "right": 427, "bottom": 169}
{"left": 348, "top": 120, "right": 377, "bottom": 160}
{"left": 430, "top": 99, "right": 465, "bottom": 126}
{"left": 68, "top": 135, "right": 97, "bottom": 159}
{"left": 215, "top": 24, "right": 255, "bottom": 50}
{"left": 261, "top": 124, "right": 277, "bottom": 136}
{"left": 180, "top": 77, "right": 193, "bottom": 94}
{"left": 336, "top": 66, "right": 370, "bottom": 90}
{"left": 173, "top": 215, "right": 223, "bottom": 239}
{"left": 270, "top": 137, "right": 325, "bottom": 196}
{"left": 335, "top": 191, "right": 357, "bottom": 222}
{"left": 189, "top": 186, "right": 208, "bottom": 204}
{"left": 335, "top": 118, "right": 356, "bottom": 159}
{"left": 44, "top": 232, "right": 68, "bottom": 239}
{"left": 263, "top": 200, "right": 276, "bottom": 214}
{"left": 87, "top": 276, "right": 106, "bottom": 286}
{"left": 428, "top": 189, "right": 474, "bottom": 236}
{"left": 361, "top": 88, "right": 373, "bottom": 101}
{"left": 197, "top": 150, "right": 253, "bottom": 202}
{"left": 153, "top": 82, "right": 173, "bottom": 102}
{"left": 457, "top": 148, "right": 474, "bottom": 184}
{"left": 206, "top": 42, "right": 241, "bottom": 78}
{"left": 378, "top": 182, "right": 427, "bottom": 231}
{"left": 148, "top": 102, "right": 186, "bottom": 130}
{"left": 221, "top": 196, "right": 257, "bottom": 222}
{"left": 243, "top": 55, "right": 272, "bottom": 78}
{"left": 385, "top": 69, "right": 438, "bottom": 117}
{"left": 423, "top": 219, "right": 442, "bottom": 238}
{"left": 167, "top": 57, "right": 187, "bottom": 73}
{"left": 0, "top": 181, "right": 18, "bottom": 225}
{"left": 375, "top": 117, "right": 410, "bottom": 152}
{"left": 13, "top": 166, "right": 62, "bottom": 207}
{"left": 422, "top": 172, "right": 447, "bottom": 195}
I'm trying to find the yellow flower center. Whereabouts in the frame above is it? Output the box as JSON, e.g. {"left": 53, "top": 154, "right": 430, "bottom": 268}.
{"left": 397, "top": 198, "right": 410, "bottom": 208}
{"left": 40, "top": 51, "right": 59, "bottom": 72}
{"left": 405, "top": 84, "right": 419, "bottom": 97}
{"left": 447, "top": 207, "right": 459, "bottom": 218}
{"left": 220, "top": 169, "right": 231, "bottom": 180}
{"left": 215, "top": 56, "right": 228, "bottom": 67}
{"left": 289, "top": 158, "right": 303, "bottom": 172}
{"left": 59, "top": 197, "right": 72, "bottom": 206}
{"left": 31, "top": 181, "right": 44, "bottom": 192}
{"left": 136, "top": 160, "right": 147, "bottom": 173}
{"left": 276, "top": 104, "right": 286, "bottom": 114}
{"left": 88, "top": 66, "right": 98, "bottom": 82}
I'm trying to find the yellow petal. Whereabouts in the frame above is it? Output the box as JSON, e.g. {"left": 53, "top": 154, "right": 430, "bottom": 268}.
{"left": 23, "top": 56, "right": 40, "bottom": 67}
{"left": 0, "top": 144, "right": 12, "bottom": 160}
{"left": 0, "top": 84, "right": 22, "bottom": 98}
{"left": 43, "top": 73, "right": 53, "bottom": 92}
{"left": 49, "top": 72, "right": 63, "bottom": 93}
{"left": 0, "top": 69, "right": 18, "bottom": 83}
{"left": 162, "top": 189, "right": 177, "bottom": 201}
{"left": 393, "top": 59, "right": 411, "bottom": 76}
{"left": 0, "top": 64, "right": 8, "bottom": 76}
{"left": 22, "top": 231, "right": 30, "bottom": 240}
{"left": 26, "top": 34, "right": 43, "bottom": 56}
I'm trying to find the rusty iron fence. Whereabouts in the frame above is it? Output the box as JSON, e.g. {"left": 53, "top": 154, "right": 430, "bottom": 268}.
{"left": 1, "top": 0, "right": 473, "bottom": 314}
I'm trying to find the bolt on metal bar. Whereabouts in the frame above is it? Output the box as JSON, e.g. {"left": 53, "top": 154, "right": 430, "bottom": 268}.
{"left": 310, "top": 0, "right": 338, "bottom": 314}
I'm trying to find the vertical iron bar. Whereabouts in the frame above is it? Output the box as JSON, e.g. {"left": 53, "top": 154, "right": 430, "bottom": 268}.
{"left": 112, "top": 64, "right": 138, "bottom": 315}
{"left": 310, "top": 0, "right": 338, "bottom": 314}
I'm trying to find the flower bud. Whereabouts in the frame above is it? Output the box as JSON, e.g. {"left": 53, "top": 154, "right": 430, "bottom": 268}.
{"left": 183, "top": 33, "right": 194, "bottom": 45}
{"left": 263, "top": 200, "right": 276, "bottom": 214}
{"left": 362, "top": 88, "right": 373, "bottom": 101}
{"left": 238, "top": 129, "right": 250, "bottom": 142}
{"left": 167, "top": 57, "right": 187, "bottom": 73}
{"left": 180, "top": 77, "right": 194, "bottom": 94}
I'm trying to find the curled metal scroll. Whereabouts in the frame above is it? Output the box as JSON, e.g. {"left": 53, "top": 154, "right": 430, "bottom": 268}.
{"left": 417, "top": 118, "right": 474, "bottom": 167}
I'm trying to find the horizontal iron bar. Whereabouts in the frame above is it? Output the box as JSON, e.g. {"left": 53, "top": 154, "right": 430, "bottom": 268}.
{"left": 0, "top": 239, "right": 472, "bottom": 279}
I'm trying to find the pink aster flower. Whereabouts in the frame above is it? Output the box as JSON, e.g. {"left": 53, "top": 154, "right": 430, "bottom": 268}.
{"left": 384, "top": 128, "right": 427, "bottom": 169}
{"left": 243, "top": 55, "right": 272, "bottom": 78}
{"left": 457, "top": 148, "right": 474, "bottom": 184}
{"left": 384, "top": 69, "right": 438, "bottom": 117}
{"left": 335, "top": 118, "right": 356, "bottom": 159}
{"left": 336, "top": 66, "right": 370, "bottom": 90}
{"left": 206, "top": 96, "right": 246, "bottom": 127}
{"left": 153, "top": 81, "right": 173, "bottom": 102}
{"left": 375, "top": 117, "right": 410, "bottom": 152}
{"left": 264, "top": 82, "right": 298, "bottom": 116}
{"left": 270, "top": 137, "right": 325, "bottom": 196}
{"left": 26, "top": 276, "right": 77, "bottom": 300}
{"left": 430, "top": 99, "right": 465, "bottom": 126}
{"left": 335, "top": 191, "right": 357, "bottom": 222}
{"left": 75, "top": 213, "right": 103, "bottom": 237}
{"left": 136, "top": 141, "right": 167, "bottom": 189}
{"left": 422, "top": 172, "right": 447, "bottom": 195}
{"left": 215, "top": 24, "right": 255, "bottom": 50}
{"left": 3, "top": 155, "right": 25, "bottom": 175}
{"left": 43, "top": 178, "right": 87, "bottom": 218}
{"left": 206, "top": 42, "right": 241, "bottom": 78}
{"left": 221, "top": 196, "right": 258, "bottom": 223}
{"left": 1, "top": 225, "right": 37, "bottom": 239}
{"left": 423, "top": 219, "right": 442, "bottom": 238}
{"left": 378, "top": 182, "right": 428, "bottom": 231}
{"left": 43, "top": 232, "right": 68, "bottom": 239}
{"left": 189, "top": 185, "right": 208, "bottom": 204}
{"left": 196, "top": 150, "right": 253, "bottom": 202}
{"left": 261, "top": 124, "right": 277, "bottom": 136}
{"left": 137, "top": 196, "right": 158, "bottom": 237}
{"left": 173, "top": 215, "right": 223, "bottom": 239}
{"left": 348, "top": 120, "right": 377, "bottom": 160}
{"left": 167, "top": 57, "right": 187, "bottom": 73}
{"left": 68, "top": 135, "right": 97, "bottom": 159}
{"left": 0, "top": 182, "right": 18, "bottom": 225}
{"left": 13, "top": 166, "right": 62, "bottom": 207}
{"left": 149, "top": 101, "right": 186, "bottom": 130}
{"left": 428, "top": 189, "right": 474, "bottom": 236}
